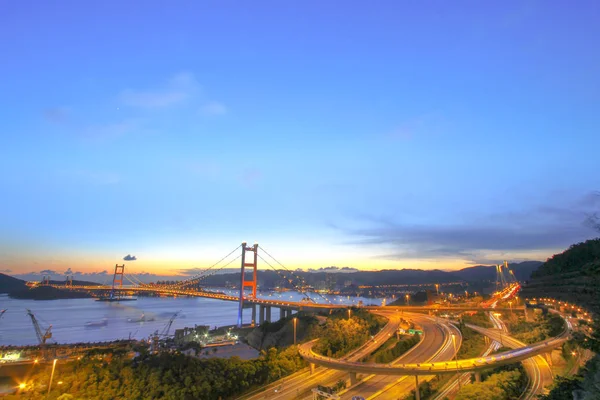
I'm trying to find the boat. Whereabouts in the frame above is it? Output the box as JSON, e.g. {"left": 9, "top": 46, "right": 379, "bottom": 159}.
{"left": 96, "top": 296, "right": 137, "bottom": 302}
{"left": 85, "top": 319, "right": 108, "bottom": 328}
{"left": 127, "top": 313, "right": 155, "bottom": 323}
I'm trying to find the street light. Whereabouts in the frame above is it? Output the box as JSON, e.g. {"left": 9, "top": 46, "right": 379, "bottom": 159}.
{"left": 508, "top": 301, "right": 513, "bottom": 316}
{"left": 348, "top": 309, "right": 351, "bottom": 320}
{"left": 293, "top": 317, "right": 297, "bottom": 345}
{"left": 435, "top": 284, "right": 439, "bottom": 295}
{"left": 48, "top": 359, "right": 57, "bottom": 395}
{"left": 405, "top": 294, "right": 410, "bottom": 306}
{"left": 451, "top": 334, "right": 460, "bottom": 389}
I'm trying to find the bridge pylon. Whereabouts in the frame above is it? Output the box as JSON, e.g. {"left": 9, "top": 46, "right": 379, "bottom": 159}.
{"left": 110, "top": 264, "right": 125, "bottom": 300}
{"left": 237, "top": 242, "right": 258, "bottom": 328}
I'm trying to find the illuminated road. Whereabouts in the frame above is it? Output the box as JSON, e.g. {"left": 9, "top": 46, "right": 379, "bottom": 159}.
{"left": 431, "top": 313, "right": 501, "bottom": 400}
{"left": 47, "top": 284, "right": 521, "bottom": 313}
{"left": 340, "top": 314, "right": 461, "bottom": 400}
{"left": 466, "top": 317, "right": 554, "bottom": 400}
{"left": 298, "top": 319, "right": 568, "bottom": 375}
{"left": 238, "top": 310, "right": 402, "bottom": 400}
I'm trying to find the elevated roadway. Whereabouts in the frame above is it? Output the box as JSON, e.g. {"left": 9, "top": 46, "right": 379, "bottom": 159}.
{"left": 46, "top": 284, "right": 522, "bottom": 313}
{"left": 238, "top": 309, "right": 402, "bottom": 400}
{"left": 339, "top": 314, "right": 461, "bottom": 400}
{"left": 467, "top": 319, "right": 554, "bottom": 399}
{"left": 298, "top": 322, "right": 568, "bottom": 376}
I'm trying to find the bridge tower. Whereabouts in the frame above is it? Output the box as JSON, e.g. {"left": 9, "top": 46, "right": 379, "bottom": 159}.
{"left": 110, "top": 264, "right": 125, "bottom": 300}
{"left": 237, "top": 242, "right": 258, "bottom": 328}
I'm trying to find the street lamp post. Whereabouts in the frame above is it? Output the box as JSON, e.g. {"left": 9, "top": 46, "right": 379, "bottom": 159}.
{"left": 293, "top": 317, "right": 297, "bottom": 345}
{"left": 48, "top": 359, "right": 57, "bottom": 395}
{"left": 406, "top": 294, "right": 410, "bottom": 306}
{"left": 508, "top": 301, "right": 513, "bottom": 316}
{"left": 435, "top": 284, "right": 439, "bottom": 296}
{"left": 347, "top": 309, "right": 351, "bottom": 320}
{"left": 451, "top": 334, "right": 461, "bottom": 389}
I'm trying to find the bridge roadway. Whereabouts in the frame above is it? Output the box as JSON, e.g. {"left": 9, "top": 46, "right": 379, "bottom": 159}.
{"left": 49, "top": 284, "right": 521, "bottom": 313}
{"left": 298, "top": 323, "right": 569, "bottom": 376}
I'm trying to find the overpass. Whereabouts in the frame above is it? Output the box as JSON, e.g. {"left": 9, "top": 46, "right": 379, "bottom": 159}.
{"left": 298, "top": 319, "right": 569, "bottom": 376}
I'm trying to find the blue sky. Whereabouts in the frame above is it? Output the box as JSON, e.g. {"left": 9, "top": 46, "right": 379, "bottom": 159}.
{"left": 1, "top": 1, "right": 600, "bottom": 277}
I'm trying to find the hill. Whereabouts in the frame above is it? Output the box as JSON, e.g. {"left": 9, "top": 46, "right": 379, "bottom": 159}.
{"left": 0, "top": 273, "right": 94, "bottom": 300}
{"left": 521, "top": 238, "right": 600, "bottom": 399}
{"left": 0, "top": 273, "right": 27, "bottom": 294}
{"left": 451, "top": 261, "right": 543, "bottom": 282}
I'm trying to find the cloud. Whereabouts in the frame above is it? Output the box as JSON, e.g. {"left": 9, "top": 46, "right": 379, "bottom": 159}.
{"left": 118, "top": 72, "right": 199, "bottom": 108}
{"left": 39, "top": 269, "right": 58, "bottom": 275}
{"left": 43, "top": 107, "right": 70, "bottom": 124}
{"left": 0, "top": 269, "right": 11, "bottom": 273}
{"left": 340, "top": 192, "right": 600, "bottom": 264}
{"left": 123, "top": 254, "right": 137, "bottom": 261}
{"left": 201, "top": 101, "right": 227, "bottom": 116}
{"left": 64, "top": 268, "right": 73, "bottom": 275}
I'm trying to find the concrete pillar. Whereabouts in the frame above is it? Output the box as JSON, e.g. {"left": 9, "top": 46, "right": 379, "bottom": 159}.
{"left": 309, "top": 362, "right": 316, "bottom": 375}
{"left": 474, "top": 372, "right": 481, "bottom": 383}
{"left": 349, "top": 372, "right": 358, "bottom": 386}
{"left": 266, "top": 306, "right": 272, "bottom": 323}
{"left": 251, "top": 305, "right": 257, "bottom": 326}
{"left": 259, "top": 305, "right": 265, "bottom": 325}
{"left": 415, "top": 375, "right": 420, "bottom": 400}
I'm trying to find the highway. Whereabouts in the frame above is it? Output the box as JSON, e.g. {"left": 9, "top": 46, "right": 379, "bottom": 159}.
{"left": 340, "top": 314, "right": 461, "bottom": 400}
{"left": 238, "top": 310, "right": 402, "bottom": 400}
{"left": 466, "top": 317, "right": 554, "bottom": 400}
{"left": 298, "top": 317, "right": 569, "bottom": 375}
{"left": 431, "top": 314, "right": 501, "bottom": 400}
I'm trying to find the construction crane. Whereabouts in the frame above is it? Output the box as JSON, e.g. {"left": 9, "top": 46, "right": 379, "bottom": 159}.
{"left": 159, "top": 310, "right": 180, "bottom": 337}
{"left": 26, "top": 309, "right": 53, "bottom": 345}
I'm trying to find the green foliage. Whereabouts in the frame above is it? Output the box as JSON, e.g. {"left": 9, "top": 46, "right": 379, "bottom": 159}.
{"left": 312, "top": 309, "right": 386, "bottom": 358}
{"left": 460, "top": 312, "right": 493, "bottom": 328}
{"left": 524, "top": 238, "right": 600, "bottom": 399}
{"left": 6, "top": 347, "right": 305, "bottom": 400}
{"left": 403, "top": 380, "right": 435, "bottom": 400}
{"left": 506, "top": 313, "right": 565, "bottom": 345}
{"left": 455, "top": 368, "right": 527, "bottom": 400}
{"left": 532, "top": 238, "right": 600, "bottom": 278}
{"left": 539, "top": 376, "right": 581, "bottom": 400}
{"left": 457, "top": 326, "right": 487, "bottom": 359}
{"left": 370, "top": 334, "right": 420, "bottom": 363}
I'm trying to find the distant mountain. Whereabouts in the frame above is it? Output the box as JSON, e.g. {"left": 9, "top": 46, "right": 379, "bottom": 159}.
{"left": 451, "top": 261, "right": 543, "bottom": 282}
{"left": 0, "top": 273, "right": 93, "bottom": 300}
{"left": 0, "top": 273, "right": 27, "bottom": 294}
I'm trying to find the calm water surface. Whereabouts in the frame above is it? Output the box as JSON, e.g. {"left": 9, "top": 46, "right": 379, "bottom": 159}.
{"left": 0, "top": 290, "right": 391, "bottom": 346}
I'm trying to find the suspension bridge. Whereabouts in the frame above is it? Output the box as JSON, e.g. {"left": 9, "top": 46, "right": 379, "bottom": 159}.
{"left": 29, "top": 242, "right": 524, "bottom": 328}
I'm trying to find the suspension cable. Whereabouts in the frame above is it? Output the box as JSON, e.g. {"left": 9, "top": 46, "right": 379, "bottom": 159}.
{"left": 259, "top": 245, "right": 332, "bottom": 304}
{"left": 177, "top": 255, "right": 242, "bottom": 289}
{"left": 169, "top": 244, "right": 242, "bottom": 288}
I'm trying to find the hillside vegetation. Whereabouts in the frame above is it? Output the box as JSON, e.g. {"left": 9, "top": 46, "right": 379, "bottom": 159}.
{"left": 522, "top": 238, "right": 600, "bottom": 400}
